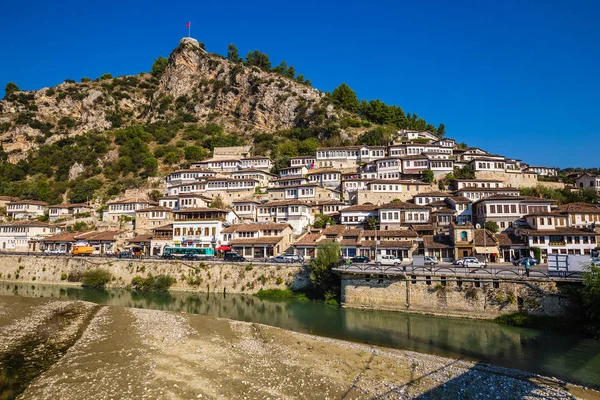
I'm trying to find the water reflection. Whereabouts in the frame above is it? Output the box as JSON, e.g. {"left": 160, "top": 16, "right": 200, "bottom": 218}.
{"left": 1, "top": 283, "right": 599, "bottom": 388}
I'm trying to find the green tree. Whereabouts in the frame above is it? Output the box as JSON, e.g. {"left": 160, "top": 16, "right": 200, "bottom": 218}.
{"left": 365, "top": 217, "right": 379, "bottom": 230}
{"left": 4, "top": 82, "right": 20, "bottom": 99}
{"left": 357, "top": 126, "right": 395, "bottom": 146}
{"left": 582, "top": 264, "right": 600, "bottom": 322}
{"left": 151, "top": 56, "right": 168, "bottom": 77}
{"left": 69, "top": 178, "right": 103, "bottom": 203}
{"left": 484, "top": 220, "right": 499, "bottom": 233}
{"left": 148, "top": 189, "right": 163, "bottom": 202}
{"left": 313, "top": 214, "right": 334, "bottom": 229}
{"left": 308, "top": 242, "right": 341, "bottom": 298}
{"left": 285, "top": 66, "right": 295, "bottom": 79}
{"left": 227, "top": 44, "right": 240, "bottom": 62}
{"left": 184, "top": 146, "right": 209, "bottom": 161}
{"left": 422, "top": 169, "right": 435, "bottom": 183}
{"left": 209, "top": 195, "right": 225, "bottom": 209}
{"left": 273, "top": 60, "right": 288, "bottom": 75}
{"left": 331, "top": 83, "right": 359, "bottom": 113}
{"left": 453, "top": 166, "right": 475, "bottom": 179}
{"left": 437, "top": 123, "right": 446, "bottom": 136}
{"left": 245, "top": 50, "right": 271, "bottom": 69}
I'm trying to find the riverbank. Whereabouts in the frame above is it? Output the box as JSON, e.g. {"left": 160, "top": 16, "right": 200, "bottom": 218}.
{"left": 0, "top": 254, "right": 309, "bottom": 294}
{"left": 1, "top": 295, "right": 597, "bottom": 399}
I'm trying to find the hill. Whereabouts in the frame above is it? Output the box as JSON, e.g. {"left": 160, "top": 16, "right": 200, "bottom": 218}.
{"left": 0, "top": 38, "right": 441, "bottom": 204}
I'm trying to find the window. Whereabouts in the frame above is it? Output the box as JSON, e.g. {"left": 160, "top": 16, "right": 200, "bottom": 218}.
{"left": 460, "top": 231, "right": 468, "bottom": 241}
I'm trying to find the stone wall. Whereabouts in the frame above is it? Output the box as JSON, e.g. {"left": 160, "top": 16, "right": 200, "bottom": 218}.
{"left": 0, "top": 255, "right": 309, "bottom": 294}
{"left": 341, "top": 274, "right": 572, "bottom": 319}
{"left": 357, "top": 184, "right": 437, "bottom": 205}
{"left": 475, "top": 171, "right": 539, "bottom": 188}
{"left": 536, "top": 181, "right": 566, "bottom": 190}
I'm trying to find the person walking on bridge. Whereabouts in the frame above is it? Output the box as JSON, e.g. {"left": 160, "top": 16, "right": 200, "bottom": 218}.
{"left": 525, "top": 259, "right": 531, "bottom": 277}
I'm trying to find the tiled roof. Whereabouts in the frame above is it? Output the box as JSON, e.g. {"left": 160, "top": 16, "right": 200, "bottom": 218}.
{"left": 136, "top": 206, "right": 173, "bottom": 213}
{"left": 473, "top": 230, "right": 498, "bottom": 246}
{"left": 473, "top": 194, "right": 556, "bottom": 203}
{"left": 340, "top": 204, "right": 379, "bottom": 212}
{"left": 361, "top": 240, "right": 413, "bottom": 249}
{"left": 107, "top": 198, "right": 158, "bottom": 205}
{"left": 232, "top": 198, "right": 261, "bottom": 204}
{"left": 0, "top": 220, "right": 52, "bottom": 227}
{"left": 495, "top": 233, "right": 527, "bottom": 247}
{"left": 558, "top": 203, "right": 600, "bottom": 213}
{"left": 380, "top": 201, "right": 429, "bottom": 210}
{"left": 222, "top": 223, "right": 290, "bottom": 233}
{"left": 151, "top": 224, "right": 173, "bottom": 232}
{"left": 410, "top": 224, "right": 435, "bottom": 232}
{"left": 445, "top": 196, "right": 472, "bottom": 204}
{"left": 362, "top": 229, "right": 419, "bottom": 238}
{"left": 74, "top": 230, "right": 124, "bottom": 241}
{"left": 367, "top": 180, "right": 431, "bottom": 185}
{"left": 431, "top": 207, "right": 456, "bottom": 214}
{"left": 0, "top": 196, "right": 20, "bottom": 202}
{"left": 7, "top": 200, "right": 48, "bottom": 206}
{"left": 414, "top": 191, "right": 449, "bottom": 197}
{"left": 422, "top": 235, "right": 454, "bottom": 249}
{"left": 258, "top": 200, "right": 309, "bottom": 207}
{"left": 48, "top": 203, "right": 91, "bottom": 209}
{"left": 518, "top": 227, "right": 600, "bottom": 236}
{"left": 294, "top": 234, "right": 321, "bottom": 246}
{"left": 454, "top": 187, "right": 520, "bottom": 193}
{"left": 39, "top": 232, "right": 81, "bottom": 242}
{"left": 230, "top": 237, "right": 283, "bottom": 245}
{"left": 321, "top": 225, "right": 347, "bottom": 236}
{"left": 128, "top": 234, "right": 153, "bottom": 243}
{"left": 173, "top": 208, "right": 230, "bottom": 213}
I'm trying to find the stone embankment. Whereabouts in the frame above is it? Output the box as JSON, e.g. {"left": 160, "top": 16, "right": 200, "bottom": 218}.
{"left": 341, "top": 274, "right": 573, "bottom": 319}
{"left": 0, "top": 255, "right": 309, "bottom": 294}
{"left": 1, "top": 295, "right": 595, "bottom": 400}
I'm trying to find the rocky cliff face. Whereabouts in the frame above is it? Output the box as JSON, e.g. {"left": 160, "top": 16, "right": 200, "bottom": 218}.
{"left": 0, "top": 38, "right": 334, "bottom": 162}
{"left": 152, "top": 38, "right": 328, "bottom": 132}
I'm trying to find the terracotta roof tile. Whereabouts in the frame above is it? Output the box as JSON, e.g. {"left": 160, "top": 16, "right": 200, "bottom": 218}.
{"left": 422, "top": 235, "right": 454, "bottom": 249}
{"left": 222, "top": 223, "right": 290, "bottom": 233}
{"left": 230, "top": 237, "right": 283, "bottom": 245}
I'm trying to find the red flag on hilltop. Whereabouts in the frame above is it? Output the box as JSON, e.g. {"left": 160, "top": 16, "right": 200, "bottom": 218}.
{"left": 185, "top": 22, "right": 190, "bottom": 28}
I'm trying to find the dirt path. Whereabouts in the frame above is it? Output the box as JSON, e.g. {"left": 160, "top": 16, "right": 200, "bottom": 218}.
{"left": 0, "top": 296, "right": 597, "bottom": 400}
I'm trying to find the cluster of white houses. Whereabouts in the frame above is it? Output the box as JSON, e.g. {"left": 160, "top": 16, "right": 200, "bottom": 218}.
{"left": 1, "top": 134, "right": 600, "bottom": 261}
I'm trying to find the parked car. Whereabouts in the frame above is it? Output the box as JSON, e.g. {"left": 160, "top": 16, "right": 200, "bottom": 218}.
{"left": 454, "top": 257, "right": 485, "bottom": 267}
{"left": 282, "top": 254, "right": 304, "bottom": 263}
{"left": 270, "top": 255, "right": 291, "bottom": 263}
{"left": 375, "top": 255, "right": 402, "bottom": 266}
{"left": 224, "top": 252, "right": 246, "bottom": 262}
{"left": 590, "top": 257, "right": 600, "bottom": 266}
{"left": 513, "top": 257, "right": 538, "bottom": 266}
{"left": 118, "top": 251, "right": 135, "bottom": 259}
{"left": 350, "top": 256, "right": 370, "bottom": 264}
{"left": 424, "top": 256, "right": 439, "bottom": 265}
{"left": 45, "top": 249, "right": 66, "bottom": 255}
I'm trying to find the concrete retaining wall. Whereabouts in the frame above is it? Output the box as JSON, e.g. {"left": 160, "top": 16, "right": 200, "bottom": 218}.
{"left": 341, "top": 274, "right": 572, "bottom": 319}
{"left": 0, "top": 255, "right": 309, "bottom": 294}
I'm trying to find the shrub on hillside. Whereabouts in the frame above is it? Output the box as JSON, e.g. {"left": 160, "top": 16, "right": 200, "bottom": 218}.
{"left": 131, "top": 274, "right": 175, "bottom": 292}
{"left": 81, "top": 268, "right": 112, "bottom": 288}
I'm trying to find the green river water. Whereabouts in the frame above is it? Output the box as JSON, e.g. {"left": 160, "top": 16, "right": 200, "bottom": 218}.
{"left": 2, "top": 283, "right": 599, "bottom": 389}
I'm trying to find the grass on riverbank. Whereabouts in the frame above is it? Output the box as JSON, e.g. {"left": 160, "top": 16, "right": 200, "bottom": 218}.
{"left": 255, "top": 289, "right": 310, "bottom": 301}
{"left": 495, "top": 312, "right": 591, "bottom": 336}
{"left": 255, "top": 288, "right": 340, "bottom": 306}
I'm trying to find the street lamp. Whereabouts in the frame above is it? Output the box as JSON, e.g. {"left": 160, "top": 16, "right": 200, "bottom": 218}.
{"left": 374, "top": 223, "right": 380, "bottom": 263}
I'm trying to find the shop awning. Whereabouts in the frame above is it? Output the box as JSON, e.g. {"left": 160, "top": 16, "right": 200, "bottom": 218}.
{"left": 216, "top": 245, "right": 231, "bottom": 251}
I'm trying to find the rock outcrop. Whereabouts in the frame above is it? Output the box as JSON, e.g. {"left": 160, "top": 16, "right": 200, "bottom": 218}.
{"left": 0, "top": 37, "right": 334, "bottom": 161}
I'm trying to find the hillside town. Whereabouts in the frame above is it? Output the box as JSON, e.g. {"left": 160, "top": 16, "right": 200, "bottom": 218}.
{"left": 1, "top": 129, "right": 599, "bottom": 264}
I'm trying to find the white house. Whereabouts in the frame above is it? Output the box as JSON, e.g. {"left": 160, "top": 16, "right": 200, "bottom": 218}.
{"left": 105, "top": 199, "right": 159, "bottom": 222}
{"left": 340, "top": 204, "right": 380, "bottom": 227}
{"left": 378, "top": 201, "right": 431, "bottom": 229}
{"left": 6, "top": 200, "right": 48, "bottom": 220}
{"left": 172, "top": 208, "right": 237, "bottom": 249}
{"left": 575, "top": 173, "right": 600, "bottom": 192}
{"left": 472, "top": 195, "right": 556, "bottom": 232}
{"left": 523, "top": 166, "right": 558, "bottom": 177}
{"left": 0, "top": 221, "right": 61, "bottom": 252}
{"left": 256, "top": 200, "right": 314, "bottom": 234}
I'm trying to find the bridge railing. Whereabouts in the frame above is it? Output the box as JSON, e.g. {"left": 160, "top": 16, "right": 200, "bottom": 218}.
{"left": 333, "top": 263, "right": 583, "bottom": 280}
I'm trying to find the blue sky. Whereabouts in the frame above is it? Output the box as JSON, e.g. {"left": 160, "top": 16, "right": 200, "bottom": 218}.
{"left": 1, "top": 0, "right": 598, "bottom": 168}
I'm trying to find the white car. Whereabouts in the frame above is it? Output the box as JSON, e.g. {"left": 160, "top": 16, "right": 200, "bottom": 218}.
{"left": 375, "top": 255, "right": 402, "bottom": 266}
{"left": 460, "top": 257, "right": 486, "bottom": 268}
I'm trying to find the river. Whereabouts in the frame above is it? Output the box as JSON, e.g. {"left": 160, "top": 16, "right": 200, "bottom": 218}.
{"left": 2, "top": 282, "right": 599, "bottom": 389}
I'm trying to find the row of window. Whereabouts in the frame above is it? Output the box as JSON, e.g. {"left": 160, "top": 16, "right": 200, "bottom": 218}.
{"left": 531, "top": 236, "right": 596, "bottom": 244}
{"left": 174, "top": 227, "right": 217, "bottom": 237}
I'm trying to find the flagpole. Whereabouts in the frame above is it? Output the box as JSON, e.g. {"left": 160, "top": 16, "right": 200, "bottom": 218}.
{"left": 188, "top": 22, "right": 191, "bottom": 38}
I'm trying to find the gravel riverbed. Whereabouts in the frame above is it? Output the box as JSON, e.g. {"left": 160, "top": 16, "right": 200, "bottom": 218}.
{"left": 0, "top": 295, "right": 597, "bottom": 400}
